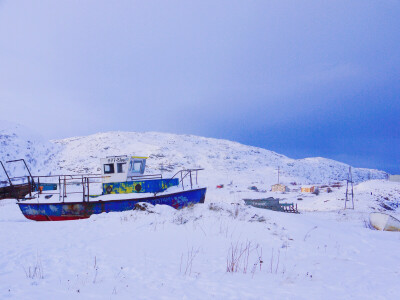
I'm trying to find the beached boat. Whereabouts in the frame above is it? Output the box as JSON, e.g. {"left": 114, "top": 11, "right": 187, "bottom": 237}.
{"left": 243, "top": 197, "right": 298, "bottom": 213}
{"left": 369, "top": 212, "right": 400, "bottom": 231}
{"left": 2, "top": 156, "right": 206, "bottom": 221}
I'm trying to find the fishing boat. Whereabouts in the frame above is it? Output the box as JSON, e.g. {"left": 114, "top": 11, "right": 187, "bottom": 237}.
{"left": 1, "top": 156, "right": 206, "bottom": 221}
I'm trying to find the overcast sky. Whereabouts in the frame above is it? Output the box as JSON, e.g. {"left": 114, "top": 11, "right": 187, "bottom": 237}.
{"left": 0, "top": 0, "right": 399, "bottom": 173}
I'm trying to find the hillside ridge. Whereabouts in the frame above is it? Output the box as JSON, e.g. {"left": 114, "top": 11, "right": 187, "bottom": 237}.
{"left": 0, "top": 123, "right": 388, "bottom": 185}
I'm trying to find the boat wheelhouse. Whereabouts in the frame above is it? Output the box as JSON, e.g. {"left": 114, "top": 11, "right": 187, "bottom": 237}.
{"left": 99, "top": 155, "right": 179, "bottom": 195}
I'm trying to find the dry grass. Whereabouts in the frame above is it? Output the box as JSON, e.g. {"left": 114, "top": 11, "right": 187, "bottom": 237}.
{"left": 23, "top": 253, "right": 44, "bottom": 280}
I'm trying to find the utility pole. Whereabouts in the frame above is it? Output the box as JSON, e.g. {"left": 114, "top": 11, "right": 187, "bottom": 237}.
{"left": 277, "top": 166, "right": 280, "bottom": 184}
{"left": 344, "top": 166, "right": 354, "bottom": 209}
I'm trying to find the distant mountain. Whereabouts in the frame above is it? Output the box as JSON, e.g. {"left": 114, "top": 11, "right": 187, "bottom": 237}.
{"left": 0, "top": 121, "right": 388, "bottom": 187}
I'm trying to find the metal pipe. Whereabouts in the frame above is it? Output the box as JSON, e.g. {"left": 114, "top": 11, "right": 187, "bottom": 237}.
{"left": 180, "top": 171, "right": 184, "bottom": 190}
{"left": 59, "top": 176, "right": 62, "bottom": 202}
{"left": 87, "top": 177, "right": 90, "bottom": 202}
{"left": 82, "top": 176, "right": 85, "bottom": 202}
{"left": 28, "top": 176, "right": 32, "bottom": 197}
{"left": 63, "top": 177, "right": 67, "bottom": 199}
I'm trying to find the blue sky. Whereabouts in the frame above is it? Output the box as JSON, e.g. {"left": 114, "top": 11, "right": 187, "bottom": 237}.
{"left": 0, "top": 1, "right": 399, "bottom": 173}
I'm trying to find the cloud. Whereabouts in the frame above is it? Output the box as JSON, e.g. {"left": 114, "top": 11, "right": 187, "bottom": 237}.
{"left": 0, "top": 0, "right": 399, "bottom": 172}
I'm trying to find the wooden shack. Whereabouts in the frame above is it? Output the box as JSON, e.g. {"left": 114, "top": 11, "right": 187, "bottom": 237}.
{"left": 301, "top": 185, "right": 315, "bottom": 193}
{"left": 389, "top": 175, "right": 400, "bottom": 182}
{"left": 271, "top": 183, "right": 288, "bottom": 192}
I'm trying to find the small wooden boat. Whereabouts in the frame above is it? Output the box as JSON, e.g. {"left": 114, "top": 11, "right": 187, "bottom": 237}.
{"left": 243, "top": 197, "right": 298, "bottom": 213}
{"left": 0, "top": 183, "right": 31, "bottom": 200}
{"left": 1, "top": 160, "right": 36, "bottom": 200}
{"left": 369, "top": 212, "right": 400, "bottom": 231}
{"left": 2, "top": 156, "right": 206, "bottom": 221}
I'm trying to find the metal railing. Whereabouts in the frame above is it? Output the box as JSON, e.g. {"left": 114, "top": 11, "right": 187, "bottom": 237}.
{"left": 31, "top": 174, "right": 103, "bottom": 203}
{"left": 153, "top": 168, "right": 203, "bottom": 195}
{"left": 127, "top": 174, "right": 162, "bottom": 181}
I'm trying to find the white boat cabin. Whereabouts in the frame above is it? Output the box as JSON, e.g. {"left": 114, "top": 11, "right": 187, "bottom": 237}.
{"left": 100, "top": 155, "right": 148, "bottom": 183}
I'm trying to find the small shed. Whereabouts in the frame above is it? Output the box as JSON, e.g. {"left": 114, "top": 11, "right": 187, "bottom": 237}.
{"left": 301, "top": 185, "right": 315, "bottom": 193}
{"left": 271, "top": 183, "right": 289, "bottom": 192}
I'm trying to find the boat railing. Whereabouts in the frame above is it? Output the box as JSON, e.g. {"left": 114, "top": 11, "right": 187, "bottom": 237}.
{"left": 127, "top": 174, "right": 163, "bottom": 180}
{"left": 30, "top": 174, "right": 104, "bottom": 202}
{"left": 3, "top": 172, "right": 103, "bottom": 202}
{"left": 1, "top": 175, "right": 32, "bottom": 186}
{"left": 153, "top": 168, "right": 204, "bottom": 195}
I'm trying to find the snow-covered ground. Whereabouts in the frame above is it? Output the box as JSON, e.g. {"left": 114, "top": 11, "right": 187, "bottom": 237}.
{"left": 1, "top": 122, "right": 399, "bottom": 299}
{"left": 1, "top": 197, "right": 399, "bottom": 299}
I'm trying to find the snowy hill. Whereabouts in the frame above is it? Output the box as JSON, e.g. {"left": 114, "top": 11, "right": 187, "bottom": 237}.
{"left": 52, "top": 131, "right": 387, "bottom": 187}
{"left": 0, "top": 122, "right": 388, "bottom": 186}
{"left": 0, "top": 118, "right": 389, "bottom": 193}
{"left": 0, "top": 121, "right": 58, "bottom": 184}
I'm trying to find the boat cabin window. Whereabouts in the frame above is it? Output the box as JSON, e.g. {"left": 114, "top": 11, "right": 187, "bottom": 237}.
{"left": 117, "top": 162, "right": 126, "bottom": 173}
{"left": 104, "top": 163, "right": 115, "bottom": 174}
{"left": 133, "top": 161, "right": 142, "bottom": 172}
{"left": 129, "top": 159, "right": 145, "bottom": 174}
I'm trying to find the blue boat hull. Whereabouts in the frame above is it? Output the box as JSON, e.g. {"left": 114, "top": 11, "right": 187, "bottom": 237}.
{"left": 18, "top": 188, "right": 206, "bottom": 221}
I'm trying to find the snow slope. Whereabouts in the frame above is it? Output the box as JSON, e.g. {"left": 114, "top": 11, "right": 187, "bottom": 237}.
{"left": 52, "top": 131, "right": 387, "bottom": 186}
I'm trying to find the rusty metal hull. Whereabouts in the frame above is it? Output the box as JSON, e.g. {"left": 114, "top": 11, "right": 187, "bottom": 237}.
{"left": 17, "top": 188, "right": 206, "bottom": 221}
